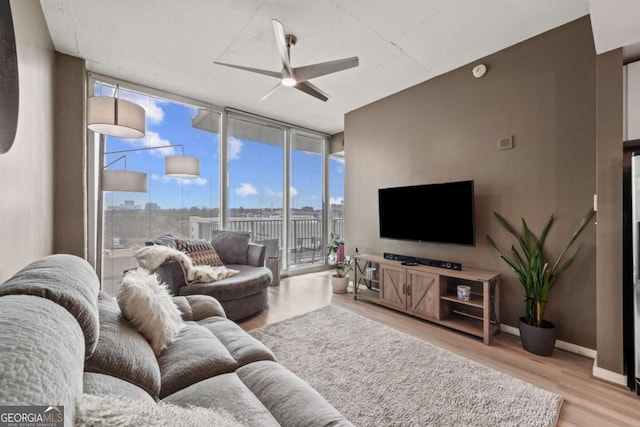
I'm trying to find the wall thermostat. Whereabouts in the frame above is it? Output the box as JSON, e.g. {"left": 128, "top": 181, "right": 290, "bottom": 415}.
{"left": 472, "top": 64, "right": 487, "bottom": 78}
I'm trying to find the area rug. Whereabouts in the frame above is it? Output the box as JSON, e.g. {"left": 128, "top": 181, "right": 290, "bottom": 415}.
{"left": 249, "top": 305, "right": 563, "bottom": 427}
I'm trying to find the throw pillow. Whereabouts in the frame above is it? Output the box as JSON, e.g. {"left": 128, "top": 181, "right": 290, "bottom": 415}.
{"left": 145, "top": 233, "right": 177, "bottom": 249}
{"left": 175, "top": 238, "right": 224, "bottom": 267}
{"left": 210, "top": 230, "right": 251, "bottom": 265}
{"left": 75, "top": 393, "right": 245, "bottom": 427}
{"left": 116, "top": 268, "right": 185, "bottom": 356}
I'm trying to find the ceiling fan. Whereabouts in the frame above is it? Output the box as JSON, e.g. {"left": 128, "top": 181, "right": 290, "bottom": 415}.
{"left": 214, "top": 19, "right": 359, "bottom": 102}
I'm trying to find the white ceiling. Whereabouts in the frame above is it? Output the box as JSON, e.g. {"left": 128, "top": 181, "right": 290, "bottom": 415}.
{"left": 38, "top": 0, "right": 638, "bottom": 135}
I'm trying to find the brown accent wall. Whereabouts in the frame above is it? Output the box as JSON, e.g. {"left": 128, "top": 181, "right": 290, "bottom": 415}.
{"left": 54, "top": 53, "right": 87, "bottom": 257}
{"left": 345, "top": 17, "right": 599, "bottom": 349}
{"left": 0, "top": 0, "right": 55, "bottom": 282}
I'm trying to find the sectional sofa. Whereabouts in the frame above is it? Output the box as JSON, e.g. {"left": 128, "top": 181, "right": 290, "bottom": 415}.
{"left": 0, "top": 254, "right": 352, "bottom": 426}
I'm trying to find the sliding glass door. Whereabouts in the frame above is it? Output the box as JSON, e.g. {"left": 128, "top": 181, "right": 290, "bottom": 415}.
{"left": 290, "top": 131, "right": 325, "bottom": 269}
{"left": 329, "top": 153, "right": 345, "bottom": 243}
{"left": 226, "top": 115, "right": 285, "bottom": 261}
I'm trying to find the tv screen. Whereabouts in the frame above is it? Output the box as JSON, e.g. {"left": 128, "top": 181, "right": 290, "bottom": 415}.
{"left": 378, "top": 180, "right": 475, "bottom": 246}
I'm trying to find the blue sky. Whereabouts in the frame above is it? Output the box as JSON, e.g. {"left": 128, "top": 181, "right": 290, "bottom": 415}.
{"left": 102, "top": 87, "right": 344, "bottom": 210}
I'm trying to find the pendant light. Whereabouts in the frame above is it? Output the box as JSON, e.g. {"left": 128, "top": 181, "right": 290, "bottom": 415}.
{"left": 88, "top": 84, "right": 145, "bottom": 139}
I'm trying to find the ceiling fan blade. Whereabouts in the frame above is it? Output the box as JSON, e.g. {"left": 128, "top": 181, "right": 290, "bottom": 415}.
{"left": 259, "top": 83, "right": 282, "bottom": 101}
{"left": 294, "top": 56, "right": 359, "bottom": 82}
{"left": 294, "top": 81, "right": 329, "bottom": 102}
{"left": 214, "top": 61, "right": 281, "bottom": 79}
{"left": 272, "top": 19, "right": 292, "bottom": 76}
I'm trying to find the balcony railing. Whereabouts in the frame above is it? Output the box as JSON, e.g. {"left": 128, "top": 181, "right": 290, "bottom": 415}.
{"left": 101, "top": 215, "right": 344, "bottom": 295}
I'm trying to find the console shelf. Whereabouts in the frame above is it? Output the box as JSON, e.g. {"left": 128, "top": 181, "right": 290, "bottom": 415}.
{"left": 353, "top": 254, "right": 500, "bottom": 345}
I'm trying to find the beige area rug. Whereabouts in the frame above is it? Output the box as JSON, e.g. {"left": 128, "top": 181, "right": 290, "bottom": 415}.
{"left": 250, "top": 305, "right": 563, "bottom": 427}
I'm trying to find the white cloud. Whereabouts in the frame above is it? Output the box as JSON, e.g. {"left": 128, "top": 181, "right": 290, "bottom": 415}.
{"left": 179, "top": 177, "right": 208, "bottom": 186}
{"left": 235, "top": 183, "right": 257, "bottom": 196}
{"left": 151, "top": 173, "right": 209, "bottom": 187}
{"left": 119, "top": 91, "right": 165, "bottom": 125}
{"left": 228, "top": 136, "right": 242, "bottom": 160}
{"left": 127, "top": 131, "right": 176, "bottom": 156}
{"left": 151, "top": 174, "right": 208, "bottom": 186}
{"left": 290, "top": 186, "right": 298, "bottom": 197}
{"left": 330, "top": 197, "right": 344, "bottom": 205}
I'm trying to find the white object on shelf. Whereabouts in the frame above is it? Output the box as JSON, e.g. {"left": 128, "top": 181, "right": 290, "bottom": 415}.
{"left": 457, "top": 285, "right": 471, "bottom": 301}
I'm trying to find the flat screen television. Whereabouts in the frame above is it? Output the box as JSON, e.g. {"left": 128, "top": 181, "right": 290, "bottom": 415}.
{"left": 378, "top": 180, "right": 475, "bottom": 246}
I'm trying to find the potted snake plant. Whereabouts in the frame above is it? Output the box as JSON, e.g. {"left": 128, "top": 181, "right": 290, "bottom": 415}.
{"left": 487, "top": 208, "right": 595, "bottom": 356}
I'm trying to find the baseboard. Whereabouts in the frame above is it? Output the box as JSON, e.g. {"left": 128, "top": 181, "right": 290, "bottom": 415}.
{"left": 499, "top": 323, "right": 597, "bottom": 359}
{"left": 500, "top": 323, "right": 629, "bottom": 387}
{"left": 592, "top": 360, "right": 628, "bottom": 386}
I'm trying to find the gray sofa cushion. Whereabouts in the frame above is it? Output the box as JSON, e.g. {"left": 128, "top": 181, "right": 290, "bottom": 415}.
{"left": 162, "top": 373, "right": 279, "bottom": 426}
{"left": 158, "top": 322, "right": 238, "bottom": 398}
{"left": 0, "top": 295, "right": 85, "bottom": 426}
{"left": 85, "top": 293, "right": 161, "bottom": 398}
{"left": 211, "top": 230, "right": 251, "bottom": 265}
{"left": 0, "top": 254, "right": 100, "bottom": 358}
{"left": 237, "top": 360, "right": 354, "bottom": 427}
{"left": 83, "top": 373, "right": 157, "bottom": 405}
{"left": 172, "top": 295, "right": 227, "bottom": 320}
{"left": 197, "top": 316, "right": 275, "bottom": 367}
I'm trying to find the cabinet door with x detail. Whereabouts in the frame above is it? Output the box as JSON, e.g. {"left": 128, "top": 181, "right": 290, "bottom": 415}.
{"left": 406, "top": 270, "right": 439, "bottom": 321}
{"left": 379, "top": 265, "right": 407, "bottom": 311}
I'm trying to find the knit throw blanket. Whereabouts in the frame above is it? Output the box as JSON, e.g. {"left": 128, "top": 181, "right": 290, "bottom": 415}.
{"left": 134, "top": 245, "right": 239, "bottom": 283}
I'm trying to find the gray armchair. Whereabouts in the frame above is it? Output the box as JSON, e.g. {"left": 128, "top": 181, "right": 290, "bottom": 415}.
{"left": 151, "top": 231, "right": 272, "bottom": 321}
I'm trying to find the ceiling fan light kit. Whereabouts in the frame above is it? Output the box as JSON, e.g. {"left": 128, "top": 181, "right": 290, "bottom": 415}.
{"left": 214, "top": 19, "right": 359, "bottom": 102}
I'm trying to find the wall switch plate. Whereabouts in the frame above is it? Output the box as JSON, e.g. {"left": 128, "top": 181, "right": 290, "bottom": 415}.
{"left": 498, "top": 136, "right": 513, "bottom": 150}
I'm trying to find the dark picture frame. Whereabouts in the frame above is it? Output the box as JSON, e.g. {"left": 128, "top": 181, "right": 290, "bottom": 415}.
{"left": 0, "top": 0, "right": 19, "bottom": 154}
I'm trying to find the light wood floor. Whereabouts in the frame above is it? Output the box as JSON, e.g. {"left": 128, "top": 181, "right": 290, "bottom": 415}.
{"left": 239, "top": 270, "right": 640, "bottom": 427}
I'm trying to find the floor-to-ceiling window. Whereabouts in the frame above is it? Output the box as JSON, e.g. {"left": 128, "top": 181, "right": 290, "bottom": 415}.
{"left": 93, "top": 79, "right": 221, "bottom": 294}
{"left": 89, "top": 78, "right": 338, "bottom": 286}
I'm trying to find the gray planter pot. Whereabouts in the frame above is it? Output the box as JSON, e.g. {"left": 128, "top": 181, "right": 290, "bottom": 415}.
{"left": 518, "top": 317, "right": 557, "bottom": 357}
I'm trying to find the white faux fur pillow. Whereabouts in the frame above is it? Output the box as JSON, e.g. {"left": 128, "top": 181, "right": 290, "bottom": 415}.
{"left": 76, "top": 393, "right": 246, "bottom": 427}
{"left": 117, "top": 268, "right": 185, "bottom": 355}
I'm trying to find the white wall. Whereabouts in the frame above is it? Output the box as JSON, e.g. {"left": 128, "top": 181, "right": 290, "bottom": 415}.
{"left": 0, "top": 0, "right": 55, "bottom": 282}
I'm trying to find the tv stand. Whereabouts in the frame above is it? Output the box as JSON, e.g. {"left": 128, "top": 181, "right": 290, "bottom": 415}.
{"left": 353, "top": 254, "right": 500, "bottom": 345}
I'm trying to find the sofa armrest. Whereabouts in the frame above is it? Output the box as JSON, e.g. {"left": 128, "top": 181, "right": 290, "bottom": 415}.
{"left": 172, "top": 295, "right": 227, "bottom": 321}
{"left": 154, "top": 259, "right": 188, "bottom": 295}
{"left": 248, "top": 243, "right": 266, "bottom": 267}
